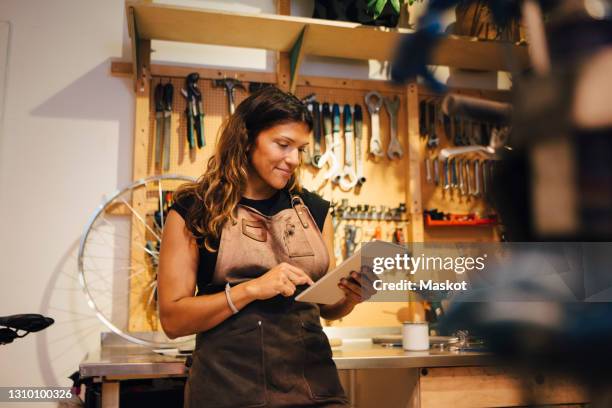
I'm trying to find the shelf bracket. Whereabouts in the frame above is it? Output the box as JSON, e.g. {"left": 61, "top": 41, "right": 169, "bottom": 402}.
{"left": 127, "top": 5, "right": 150, "bottom": 93}
{"left": 289, "top": 24, "right": 310, "bottom": 94}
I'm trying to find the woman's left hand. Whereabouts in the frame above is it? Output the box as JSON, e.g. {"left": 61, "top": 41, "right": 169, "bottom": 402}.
{"left": 337, "top": 265, "right": 378, "bottom": 306}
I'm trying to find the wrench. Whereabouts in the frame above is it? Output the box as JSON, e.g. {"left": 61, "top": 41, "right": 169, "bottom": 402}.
{"left": 450, "top": 158, "right": 458, "bottom": 190}
{"left": 310, "top": 101, "right": 322, "bottom": 166}
{"left": 425, "top": 101, "right": 440, "bottom": 185}
{"left": 433, "top": 157, "right": 440, "bottom": 186}
{"left": 339, "top": 104, "right": 358, "bottom": 191}
{"left": 301, "top": 94, "right": 317, "bottom": 166}
{"left": 443, "top": 158, "right": 450, "bottom": 190}
{"left": 465, "top": 160, "right": 474, "bottom": 196}
{"left": 384, "top": 96, "right": 403, "bottom": 160}
{"left": 365, "top": 91, "right": 384, "bottom": 157}
{"left": 353, "top": 104, "right": 366, "bottom": 187}
{"left": 314, "top": 103, "right": 340, "bottom": 179}
{"left": 458, "top": 158, "right": 466, "bottom": 196}
{"left": 482, "top": 159, "right": 489, "bottom": 198}
{"left": 425, "top": 157, "right": 433, "bottom": 184}
{"left": 345, "top": 225, "right": 358, "bottom": 257}
{"left": 473, "top": 160, "right": 482, "bottom": 197}
{"left": 331, "top": 103, "right": 343, "bottom": 184}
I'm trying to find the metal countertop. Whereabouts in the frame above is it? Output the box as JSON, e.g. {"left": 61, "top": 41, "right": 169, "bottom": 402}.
{"left": 80, "top": 334, "right": 497, "bottom": 378}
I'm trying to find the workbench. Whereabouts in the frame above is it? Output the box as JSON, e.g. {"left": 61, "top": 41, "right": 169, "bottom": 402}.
{"left": 80, "top": 327, "right": 589, "bottom": 408}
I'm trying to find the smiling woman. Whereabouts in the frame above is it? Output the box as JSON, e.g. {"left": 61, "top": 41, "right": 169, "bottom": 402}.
{"left": 157, "top": 86, "right": 372, "bottom": 408}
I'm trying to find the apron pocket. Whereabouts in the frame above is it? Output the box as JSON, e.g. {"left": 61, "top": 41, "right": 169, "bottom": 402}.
{"left": 283, "top": 221, "right": 315, "bottom": 258}
{"left": 190, "top": 322, "right": 266, "bottom": 408}
{"left": 242, "top": 219, "right": 267, "bottom": 242}
{"left": 301, "top": 320, "right": 346, "bottom": 400}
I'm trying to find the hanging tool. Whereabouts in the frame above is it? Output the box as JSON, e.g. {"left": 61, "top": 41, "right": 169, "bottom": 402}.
{"left": 450, "top": 157, "right": 458, "bottom": 191}
{"left": 393, "top": 227, "right": 405, "bottom": 245}
{"left": 181, "top": 83, "right": 195, "bottom": 150}
{"left": 162, "top": 82, "right": 174, "bottom": 171}
{"left": 302, "top": 94, "right": 317, "bottom": 166}
{"left": 425, "top": 100, "right": 440, "bottom": 183}
{"left": 365, "top": 91, "right": 384, "bottom": 157}
{"left": 384, "top": 95, "right": 403, "bottom": 160}
{"left": 353, "top": 104, "right": 366, "bottom": 187}
{"left": 181, "top": 73, "right": 204, "bottom": 150}
{"left": 339, "top": 104, "right": 358, "bottom": 191}
{"left": 465, "top": 159, "right": 474, "bottom": 196}
{"left": 473, "top": 160, "right": 482, "bottom": 197}
{"left": 372, "top": 225, "right": 382, "bottom": 241}
{"left": 315, "top": 103, "right": 340, "bottom": 179}
{"left": 190, "top": 74, "right": 205, "bottom": 149}
{"left": 331, "top": 103, "right": 343, "bottom": 184}
{"left": 443, "top": 158, "right": 450, "bottom": 190}
{"left": 213, "top": 78, "right": 245, "bottom": 115}
{"left": 458, "top": 158, "right": 466, "bottom": 196}
{"left": 154, "top": 83, "right": 164, "bottom": 169}
{"left": 345, "top": 225, "right": 358, "bottom": 257}
{"left": 419, "top": 100, "right": 428, "bottom": 138}
{"left": 311, "top": 101, "right": 323, "bottom": 166}
{"left": 433, "top": 157, "right": 440, "bottom": 186}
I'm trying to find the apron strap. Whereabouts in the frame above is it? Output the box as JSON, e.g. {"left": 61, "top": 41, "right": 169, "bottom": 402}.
{"left": 290, "top": 195, "right": 310, "bottom": 229}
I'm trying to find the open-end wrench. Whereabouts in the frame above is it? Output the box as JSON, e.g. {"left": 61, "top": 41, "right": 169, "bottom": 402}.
{"left": 354, "top": 104, "right": 366, "bottom": 187}
{"left": 473, "top": 160, "right": 482, "bottom": 197}
{"left": 425, "top": 157, "right": 433, "bottom": 184}
{"left": 450, "top": 158, "right": 458, "bottom": 190}
{"left": 311, "top": 101, "right": 322, "bottom": 166}
{"left": 345, "top": 225, "right": 359, "bottom": 257}
{"left": 339, "top": 104, "right": 358, "bottom": 191}
{"left": 465, "top": 159, "right": 474, "bottom": 196}
{"left": 384, "top": 96, "right": 403, "bottom": 160}
{"left": 365, "top": 91, "right": 384, "bottom": 157}
{"left": 482, "top": 159, "right": 490, "bottom": 200}
{"left": 301, "top": 94, "right": 317, "bottom": 166}
{"left": 331, "top": 103, "right": 343, "bottom": 184}
{"left": 433, "top": 157, "right": 440, "bottom": 186}
{"left": 315, "top": 103, "right": 340, "bottom": 179}
{"left": 443, "top": 158, "right": 450, "bottom": 190}
{"left": 425, "top": 101, "right": 440, "bottom": 184}
{"left": 458, "top": 158, "right": 466, "bottom": 196}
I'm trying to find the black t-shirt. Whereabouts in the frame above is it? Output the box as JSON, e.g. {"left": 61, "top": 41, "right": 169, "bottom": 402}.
{"left": 170, "top": 188, "right": 330, "bottom": 294}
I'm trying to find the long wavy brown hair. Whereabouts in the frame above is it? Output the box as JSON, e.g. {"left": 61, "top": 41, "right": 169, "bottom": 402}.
{"left": 173, "top": 86, "right": 313, "bottom": 251}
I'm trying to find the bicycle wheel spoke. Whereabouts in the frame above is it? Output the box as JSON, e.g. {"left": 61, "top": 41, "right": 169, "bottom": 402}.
{"left": 119, "top": 197, "right": 161, "bottom": 241}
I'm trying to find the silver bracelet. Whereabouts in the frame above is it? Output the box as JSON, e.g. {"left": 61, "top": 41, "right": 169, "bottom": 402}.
{"left": 225, "top": 283, "right": 239, "bottom": 314}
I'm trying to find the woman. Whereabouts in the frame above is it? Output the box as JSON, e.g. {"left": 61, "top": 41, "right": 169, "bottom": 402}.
{"left": 158, "top": 86, "right": 375, "bottom": 408}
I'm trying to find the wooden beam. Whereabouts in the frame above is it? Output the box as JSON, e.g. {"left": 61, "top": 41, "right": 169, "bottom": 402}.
{"left": 298, "top": 75, "right": 405, "bottom": 92}
{"left": 110, "top": 61, "right": 276, "bottom": 83}
{"left": 276, "top": 0, "right": 291, "bottom": 91}
{"left": 128, "top": 38, "right": 152, "bottom": 332}
{"left": 406, "top": 82, "right": 423, "bottom": 242}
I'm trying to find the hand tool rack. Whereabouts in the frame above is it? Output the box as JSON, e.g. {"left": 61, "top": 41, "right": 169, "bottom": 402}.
{"left": 112, "top": 0, "right": 525, "bottom": 330}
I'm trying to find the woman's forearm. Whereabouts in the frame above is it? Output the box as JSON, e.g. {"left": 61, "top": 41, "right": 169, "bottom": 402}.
{"left": 319, "top": 298, "right": 356, "bottom": 321}
{"left": 160, "top": 282, "right": 256, "bottom": 339}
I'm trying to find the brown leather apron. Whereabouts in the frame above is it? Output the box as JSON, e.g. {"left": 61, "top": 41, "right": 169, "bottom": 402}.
{"left": 184, "top": 195, "right": 348, "bottom": 408}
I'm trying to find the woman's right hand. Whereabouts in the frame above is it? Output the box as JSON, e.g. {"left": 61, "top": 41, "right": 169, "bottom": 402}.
{"left": 245, "top": 262, "right": 314, "bottom": 300}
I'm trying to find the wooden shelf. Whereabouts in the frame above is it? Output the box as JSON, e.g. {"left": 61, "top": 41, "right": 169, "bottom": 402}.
{"left": 125, "top": 1, "right": 529, "bottom": 90}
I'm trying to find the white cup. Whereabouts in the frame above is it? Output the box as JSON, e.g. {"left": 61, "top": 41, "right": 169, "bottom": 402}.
{"left": 402, "top": 322, "right": 429, "bottom": 351}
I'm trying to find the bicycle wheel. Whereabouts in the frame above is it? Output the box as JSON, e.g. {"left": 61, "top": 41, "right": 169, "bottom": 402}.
{"left": 78, "top": 174, "right": 196, "bottom": 348}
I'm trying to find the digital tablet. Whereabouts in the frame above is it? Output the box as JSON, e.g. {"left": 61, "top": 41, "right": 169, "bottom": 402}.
{"left": 295, "top": 240, "right": 408, "bottom": 304}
